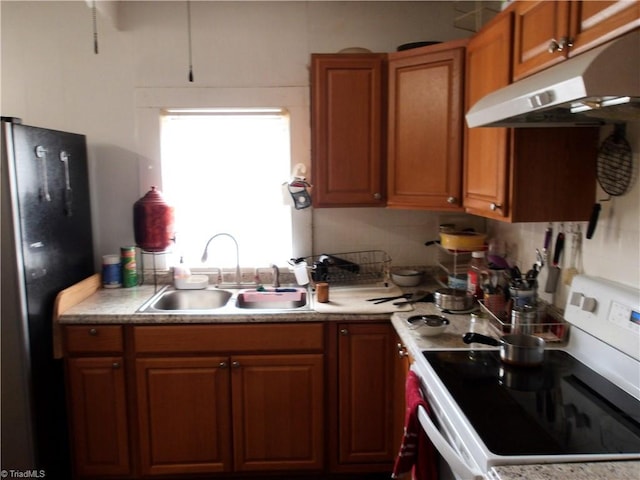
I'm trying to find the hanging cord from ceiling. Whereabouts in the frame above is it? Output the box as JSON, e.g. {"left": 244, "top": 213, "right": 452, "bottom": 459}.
{"left": 92, "top": 0, "right": 99, "bottom": 54}
{"left": 187, "top": 0, "right": 194, "bottom": 82}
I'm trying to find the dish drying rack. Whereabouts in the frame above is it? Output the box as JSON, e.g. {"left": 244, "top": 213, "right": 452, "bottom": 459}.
{"left": 302, "top": 250, "right": 391, "bottom": 286}
{"left": 479, "top": 300, "right": 570, "bottom": 343}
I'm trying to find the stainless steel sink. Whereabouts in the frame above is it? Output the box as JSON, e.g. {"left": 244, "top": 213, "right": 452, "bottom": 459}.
{"left": 236, "top": 290, "right": 307, "bottom": 310}
{"left": 138, "top": 286, "right": 309, "bottom": 314}
{"left": 140, "top": 288, "right": 233, "bottom": 312}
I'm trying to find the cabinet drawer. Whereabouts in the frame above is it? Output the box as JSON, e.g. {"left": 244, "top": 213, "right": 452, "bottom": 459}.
{"left": 65, "top": 325, "right": 124, "bottom": 354}
{"left": 134, "top": 323, "right": 324, "bottom": 354}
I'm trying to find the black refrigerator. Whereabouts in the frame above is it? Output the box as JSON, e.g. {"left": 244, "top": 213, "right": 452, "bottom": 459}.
{"left": 1, "top": 118, "right": 95, "bottom": 479}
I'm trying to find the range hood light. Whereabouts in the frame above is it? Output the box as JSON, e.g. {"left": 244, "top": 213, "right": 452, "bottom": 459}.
{"left": 570, "top": 96, "right": 633, "bottom": 113}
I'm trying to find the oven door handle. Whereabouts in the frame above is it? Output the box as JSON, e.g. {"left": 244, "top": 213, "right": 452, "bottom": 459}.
{"left": 417, "top": 405, "right": 484, "bottom": 480}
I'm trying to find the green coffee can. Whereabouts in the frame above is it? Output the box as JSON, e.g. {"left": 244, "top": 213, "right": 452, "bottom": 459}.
{"left": 120, "top": 246, "right": 138, "bottom": 288}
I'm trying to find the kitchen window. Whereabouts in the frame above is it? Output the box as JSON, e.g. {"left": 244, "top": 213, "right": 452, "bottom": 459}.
{"left": 160, "top": 108, "right": 294, "bottom": 270}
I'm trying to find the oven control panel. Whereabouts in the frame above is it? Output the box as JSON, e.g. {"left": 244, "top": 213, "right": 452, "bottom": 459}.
{"left": 609, "top": 301, "right": 640, "bottom": 331}
{"left": 565, "top": 275, "right": 639, "bottom": 361}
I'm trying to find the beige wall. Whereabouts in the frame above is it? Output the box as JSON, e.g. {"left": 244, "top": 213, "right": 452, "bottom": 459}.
{"left": 2, "top": 1, "right": 638, "bottom": 301}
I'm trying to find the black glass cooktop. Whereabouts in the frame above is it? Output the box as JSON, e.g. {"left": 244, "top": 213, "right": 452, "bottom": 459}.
{"left": 422, "top": 350, "right": 640, "bottom": 456}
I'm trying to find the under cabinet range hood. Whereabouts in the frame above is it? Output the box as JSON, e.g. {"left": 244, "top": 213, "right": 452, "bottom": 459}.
{"left": 466, "top": 30, "right": 640, "bottom": 127}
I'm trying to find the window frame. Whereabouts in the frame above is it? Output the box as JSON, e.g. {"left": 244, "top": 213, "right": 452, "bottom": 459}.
{"left": 134, "top": 87, "right": 312, "bottom": 269}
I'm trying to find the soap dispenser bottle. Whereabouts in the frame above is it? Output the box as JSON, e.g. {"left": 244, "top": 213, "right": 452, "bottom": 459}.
{"left": 174, "top": 257, "right": 191, "bottom": 287}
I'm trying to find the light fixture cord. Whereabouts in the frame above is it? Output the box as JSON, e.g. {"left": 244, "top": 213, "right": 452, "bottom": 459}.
{"left": 92, "top": 0, "right": 99, "bottom": 54}
{"left": 187, "top": 0, "right": 194, "bottom": 82}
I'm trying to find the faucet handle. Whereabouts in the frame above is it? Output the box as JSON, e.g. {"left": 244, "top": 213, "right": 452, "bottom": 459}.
{"left": 270, "top": 264, "right": 281, "bottom": 288}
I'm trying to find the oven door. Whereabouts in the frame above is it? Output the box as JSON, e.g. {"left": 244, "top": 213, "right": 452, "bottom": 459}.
{"left": 410, "top": 364, "right": 485, "bottom": 480}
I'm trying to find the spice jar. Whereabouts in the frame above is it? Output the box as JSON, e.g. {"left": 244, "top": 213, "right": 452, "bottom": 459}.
{"left": 133, "top": 186, "right": 175, "bottom": 252}
{"left": 316, "top": 282, "right": 329, "bottom": 303}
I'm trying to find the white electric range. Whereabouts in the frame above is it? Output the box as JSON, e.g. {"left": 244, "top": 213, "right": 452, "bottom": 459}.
{"left": 409, "top": 275, "right": 640, "bottom": 479}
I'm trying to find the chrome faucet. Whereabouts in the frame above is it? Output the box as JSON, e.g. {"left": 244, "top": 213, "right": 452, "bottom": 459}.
{"left": 270, "top": 264, "right": 281, "bottom": 288}
{"left": 201, "top": 233, "right": 242, "bottom": 285}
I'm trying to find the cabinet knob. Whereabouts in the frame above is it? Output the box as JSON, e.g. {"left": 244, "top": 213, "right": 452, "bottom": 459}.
{"left": 397, "top": 343, "right": 409, "bottom": 358}
{"left": 88, "top": 328, "right": 98, "bottom": 336}
{"left": 373, "top": 192, "right": 382, "bottom": 201}
{"left": 558, "top": 36, "right": 573, "bottom": 51}
{"left": 340, "top": 328, "right": 349, "bottom": 336}
{"left": 231, "top": 361, "right": 241, "bottom": 368}
{"left": 548, "top": 39, "right": 561, "bottom": 53}
{"left": 218, "top": 361, "right": 228, "bottom": 369}
{"left": 112, "top": 362, "right": 120, "bottom": 369}
{"left": 447, "top": 196, "right": 457, "bottom": 204}
{"left": 490, "top": 202, "right": 502, "bottom": 212}
{"left": 548, "top": 37, "right": 573, "bottom": 53}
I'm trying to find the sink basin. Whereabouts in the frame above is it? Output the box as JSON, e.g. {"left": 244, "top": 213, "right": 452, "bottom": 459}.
{"left": 236, "top": 289, "right": 308, "bottom": 310}
{"left": 146, "top": 289, "right": 233, "bottom": 311}
{"left": 138, "top": 286, "right": 309, "bottom": 313}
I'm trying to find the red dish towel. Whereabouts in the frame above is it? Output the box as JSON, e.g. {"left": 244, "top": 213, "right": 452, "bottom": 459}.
{"left": 392, "top": 370, "right": 438, "bottom": 480}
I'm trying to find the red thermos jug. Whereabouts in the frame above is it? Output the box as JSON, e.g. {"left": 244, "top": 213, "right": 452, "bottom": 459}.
{"left": 133, "top": 186, "right": 175, "bottom": 252}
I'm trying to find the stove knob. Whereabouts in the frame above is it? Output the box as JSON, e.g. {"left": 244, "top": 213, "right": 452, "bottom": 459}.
{"left": 581, "top": 297, "right": 597, "bottom": 313}
{"left": 570, "top": 292, "right": 583, "bottom": 306}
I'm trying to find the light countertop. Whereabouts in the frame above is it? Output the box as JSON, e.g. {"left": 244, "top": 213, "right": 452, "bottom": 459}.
{"left": 488, "top": 461, "right": 640, "bottom": 480}
{"left": 58, "top": 283, "right": 410, "bottom": 324}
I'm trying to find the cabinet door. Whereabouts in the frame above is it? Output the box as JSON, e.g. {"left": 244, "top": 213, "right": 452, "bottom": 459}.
{"left": 67, "top": 357, "right": 130, "bottom": 477}
{"left": 336, "top": 323, "right": 397, "bottom": 466}
{"left": 393, "top": 336, "right": 411, "bottom": 453}
{"left": 512, "top": 0, "right": 571, "bottom": 80}
{"left": 464, "top": 12, "right": 513, "bottom": 219}
{"left": 311, "top": 54, "right": 385, "bottom": 207}
{"left": 387, "top": 45, "right": 465, "bottom": 210}
{"left": 569, "top": 0, "right": 640, "bottom": 56}
{"left": 136, "top": 357, "right": 232, "bottom": 476}
{"left": 231, "top": 354, "right": 324, "bottom": 472}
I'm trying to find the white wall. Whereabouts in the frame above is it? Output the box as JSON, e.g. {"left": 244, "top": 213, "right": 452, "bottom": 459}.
{"left": 2, "top": 1, "right": 638, "bottom": 300}
{"left": 2, "top": 0, "right": 471, "bottom": 269}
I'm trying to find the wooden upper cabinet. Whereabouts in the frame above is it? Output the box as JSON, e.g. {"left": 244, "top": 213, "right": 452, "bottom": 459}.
{"left": 311, "top": 54, "right": 386, "bottom": 207}
{"left": 464, "top": 12, "right": 513, "bottom": 219}
{"left": 569, "top": 0, "right": 640, "bottom": 55}
{"left": 512, "top": 0, "right": 571, "bottom": 81}
{"left": 512, "top": 0, "right": 640, "bottom": 80}
{"left": 464, "top": 10, "right": 599, "bottom": 222}
{"left": 387, "top": 41, "right": 466, "bottom": 210}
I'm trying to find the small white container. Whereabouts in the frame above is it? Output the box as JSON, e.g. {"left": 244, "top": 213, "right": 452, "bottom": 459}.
{"left": 292, "top": 261, "right": 310, "bottom": 286}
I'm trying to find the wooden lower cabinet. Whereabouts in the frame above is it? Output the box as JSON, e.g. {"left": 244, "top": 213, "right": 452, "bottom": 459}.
{"left": 65, "top": 321, "right": 404, "bottom": 478}
{"left": 135, "top": 356, "right": 324, "bottom": 476}
{"left": 66, "top": 356, "right": 130, "bottom": 477}
{"left": 393, "top": 335, "right": 412, "bottom": 452}
{"left": 231, "top": 354, "right": 324, "bottom": 472}
{"left": 329, "top": 321, "right": 400, "bottom": 473}
{"left": 135, "top": 356, "right": 232, "bottom": 476}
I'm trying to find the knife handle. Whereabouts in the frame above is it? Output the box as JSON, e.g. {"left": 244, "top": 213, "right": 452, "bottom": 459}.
{"left": 544, "top": 226, "right": 553, "bottom": 251}
{"left": 552, "top": 233, "right": 565, "bottom": 266}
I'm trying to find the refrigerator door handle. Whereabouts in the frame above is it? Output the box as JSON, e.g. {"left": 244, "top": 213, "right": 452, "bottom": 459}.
{"left": 60, "top": 151, "right": 73, "bottom": 216}
{"left": 35, "top": 145, "right": 51, "bottom": 202}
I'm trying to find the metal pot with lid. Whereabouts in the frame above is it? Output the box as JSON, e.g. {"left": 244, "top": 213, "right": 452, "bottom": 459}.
{"left": 463, "top": 332, "right": 546, "bottom": 367}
